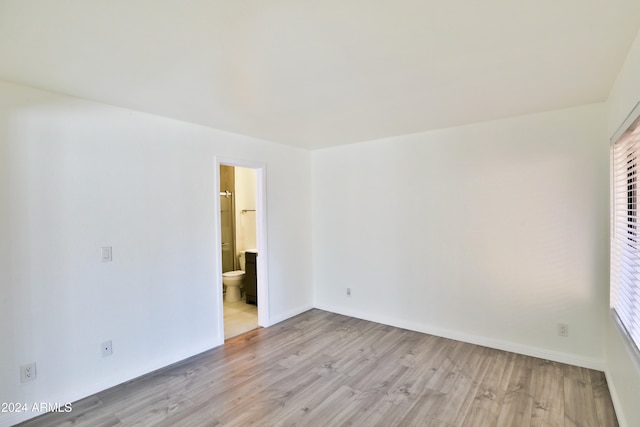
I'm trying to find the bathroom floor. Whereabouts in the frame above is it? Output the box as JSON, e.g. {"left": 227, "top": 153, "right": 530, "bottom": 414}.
{"left": 224, "top": 294, "right": 258, "bottom": 339}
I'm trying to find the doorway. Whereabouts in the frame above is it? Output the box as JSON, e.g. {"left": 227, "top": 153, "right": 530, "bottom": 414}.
{"left": 217, "top": 161, "right": 267, "bottom": 340}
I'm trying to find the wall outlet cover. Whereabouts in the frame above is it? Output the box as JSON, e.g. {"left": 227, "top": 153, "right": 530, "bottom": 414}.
{"left": 558, "top": 323, "right": 569, "bottom": 338}
{"left": 20, "top": 363, "right": 36, "bottom": 383}
{"left": 102, "top": 340, "right": 113, "bottom": 357}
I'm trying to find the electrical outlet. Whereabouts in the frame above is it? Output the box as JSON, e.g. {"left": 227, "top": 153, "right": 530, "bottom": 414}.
{"left": 101, "top": 340, "right": 113, "bottom": 357}
{"left": 20, "top": 363, "right": 36, "bottom": 383}
{"left": 346, "top": 288, "right": 351, "bottom": 296}
{"left": 558, "top": 323, "right": 569, "bottom": 338}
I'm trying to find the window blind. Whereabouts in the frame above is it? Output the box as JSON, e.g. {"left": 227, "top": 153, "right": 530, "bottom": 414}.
{"left": 612, "top": 113, "right": 640, "bottom": 354}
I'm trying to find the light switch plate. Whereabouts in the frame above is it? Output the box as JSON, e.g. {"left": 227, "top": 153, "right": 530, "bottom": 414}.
{"left": 101, "top": 247, "right": 112, "bottom": 262}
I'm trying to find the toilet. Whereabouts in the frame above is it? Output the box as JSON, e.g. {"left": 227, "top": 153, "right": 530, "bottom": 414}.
{"left": 222, "top": 251, "right": 247, "bottom": 303}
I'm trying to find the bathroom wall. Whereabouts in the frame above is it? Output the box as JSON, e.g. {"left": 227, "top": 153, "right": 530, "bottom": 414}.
{"left": 312, "top": 103, "right": 609, "bottom": 370}
{"left": 0, "top": 80, "right": 314, "bottom": 426}
{"left": 604, "top": 27, "right": 640, "bottom": 427}
{"left": 234, "top": 167, "right": 257, "bottom": 256}
{"left": 219, "top": 164, "right": 236, "bottom": 273}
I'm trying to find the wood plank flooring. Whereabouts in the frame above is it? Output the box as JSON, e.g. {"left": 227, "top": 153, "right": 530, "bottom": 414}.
{"left": 16, "top": 309, "right": 618, "bottom": 427}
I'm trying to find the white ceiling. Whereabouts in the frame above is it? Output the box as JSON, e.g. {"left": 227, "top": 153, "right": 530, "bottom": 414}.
{"left": 0, "top": 1, "right": 639, "bottom": 149}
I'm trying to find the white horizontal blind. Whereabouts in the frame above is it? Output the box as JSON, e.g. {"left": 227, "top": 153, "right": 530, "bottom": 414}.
{"left": 612, "top": 114, "right": 640, "bottom": 353}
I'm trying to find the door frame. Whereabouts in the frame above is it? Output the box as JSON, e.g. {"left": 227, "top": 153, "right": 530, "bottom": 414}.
{"left": 214, "top": 156, "right": 269, "bottom": 342}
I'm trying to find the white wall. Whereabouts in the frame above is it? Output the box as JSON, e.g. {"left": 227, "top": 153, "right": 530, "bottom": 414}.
{"left": 312, "top": 104, "right": 609, "bottom": 369}
{"left": 0, "top": 81, "right": 313, "bottom": 426}
{"left": 605, "top": 28, "right": 640, "bottom": 427}
{"left": 234, "top": 167, "right": 257, "bottom": 255}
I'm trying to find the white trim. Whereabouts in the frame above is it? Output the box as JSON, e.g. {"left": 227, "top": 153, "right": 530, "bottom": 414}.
{"left": 609, "top": 104, "right": 640, "bottom": 372}
{"left": 607, "top": 101, "right": 640, "bottom": 427}
{"left": 314, "top": 303, "right": 605, "bottom": 370}
{"left": 268, "top": 304, "right": 315, "bottom": 326}
{"left": 0, "top": 342, "right": 220, "bottom": 427}
{"left": 255, "top": 166, "right": 270, "bottom": 327}
{"left": 605, "top": 369, "right": 629, "bottom": 427}
{"left": 1, "top": 412, "right": 32, "bottom": 427}
{"left": 610, "top": 309, "right": 640, "bottom": 373}
{"left": 212, "top": 160, "right": 225, "bottom": 346}
{"left": 611, "top": 101, "right": 640, "bottom": 145}
{"left": 214, "top": 157, "right": 270, "bottom": 330}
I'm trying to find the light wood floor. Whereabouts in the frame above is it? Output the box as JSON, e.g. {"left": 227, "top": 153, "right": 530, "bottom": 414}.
{"left": 17, "top": 309, "right": 618, "bottom": 427}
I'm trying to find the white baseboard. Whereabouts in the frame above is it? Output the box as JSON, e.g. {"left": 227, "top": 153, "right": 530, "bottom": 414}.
{"left": 314, "top": 303, "right": 604, "bottom": 371}
{"left": 2, "top": 306, "right": 317, "bottom": 427}
{"left": 0, "top": 342, "right": 220, "bottom": 427}
{"left": 2, "top": 304, "right": 604, "bottom": 427}
{"left": 1, "top": 412, "right": 28, "bottom": 427}
{"left": 267, "top": 304, "right": 314, "bottom": 326}
{"left": 604, "top": 369, "right": 628, "bottom": 427}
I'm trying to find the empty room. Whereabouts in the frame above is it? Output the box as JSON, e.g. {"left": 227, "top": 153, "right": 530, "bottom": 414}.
{"left": 2, "top": 1, "right": 640, "bottom": 426}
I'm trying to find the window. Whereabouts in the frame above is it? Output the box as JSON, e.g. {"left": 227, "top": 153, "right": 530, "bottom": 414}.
{"left": 611, "top": 106, "right": 640, "bottom": 354}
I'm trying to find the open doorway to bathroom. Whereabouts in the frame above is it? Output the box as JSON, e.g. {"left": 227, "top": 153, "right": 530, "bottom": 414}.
{"left": 219, "top": 164, "right": 260, "bottom": 339}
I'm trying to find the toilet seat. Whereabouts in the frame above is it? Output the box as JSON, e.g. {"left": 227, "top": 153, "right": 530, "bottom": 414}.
{"left": 223, "top": 270, "right": 245, "bottom": 277}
